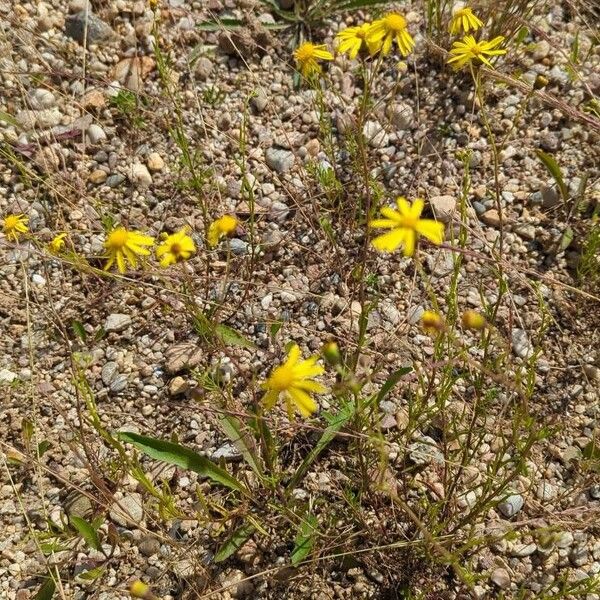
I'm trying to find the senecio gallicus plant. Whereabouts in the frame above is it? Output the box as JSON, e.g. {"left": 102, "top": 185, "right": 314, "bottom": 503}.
{"left": 2, "top": 213, "right": 29, "bottom": 241}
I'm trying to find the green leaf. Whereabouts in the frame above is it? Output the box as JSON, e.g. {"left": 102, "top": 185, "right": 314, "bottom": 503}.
{"left": 558, "top": 226, "right": 574, "bottom": 252}
{"left": 535, "top": 149, "right": 568, "bottom": 203}
{"left": 291, "top": 515, "right": 318, "bottom": 566}
{"left": 373, "top": 366, "right": 412, "bottom": 407}
{"left": 77, "top": 566, "right": 105, "bottom": 581}
{"left": 214, "top": 323, "right": 255, "bottom": 349}
{"left": 583, "top": 440, "right": 600, "bottom": 461}
{"left": 287, "top": 403, "right": 355, "bottom": 491}
{"left": 71, "top": 320, "right": 87, "bottom": 342}
{"left": 214, "top": 523, "right": 256, "bottom": 562}
{"left": 0, "top": 110, "right": 18, "bottom": 127}
{"left": 34, "top": 578, "right": 56, "bottom": 600}
{"left": 514, "top": 26, "right": 529, "bottom": 46}
{"left": 332, "top": 0, "right": 390, "bottom": 11}
{"left": 118, "top": 432, "right": 248, "bottom": 494}
{"left": 37, "top": 440, "right": 51, "bottom": 457}
{"left": 70, "top": 516, "right": 101, "bottom": 551}
{"left": 218, "top": 415, "right": 262, "bottom": 476}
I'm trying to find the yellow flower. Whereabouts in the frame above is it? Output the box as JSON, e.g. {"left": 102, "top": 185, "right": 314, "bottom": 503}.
{"left": 461, "top": 310, "right": 486, "bottom": 330}
{"left": 371, "top": 197, "right": 445, "bottom": 256}
{"left": 293, "top": 42, "right": 334, "bottom": 77}
{"left": 448, "top": 8, "right": 484, "bottom": 35}
{"left": 48, "top": 233, "right": 67, "bottom": 254}
{"left": 336, "top": 23, "right": 381, "bottom": 59}
{"left": 156, "top": 228, "right": 196, "bottom": 267}
{"left": 367, "top": 12, "right": 415, "bottom": 57}
{"left": 130, "top": 580, "right": 154, "bottom": 599}
{"left": 421, "top": 310, "right": 445, "bottom": 335}
{"left": 104, "top": 227, "right": 154, "bottom": 274}
{"left": 447, "top": 35, "right": 506, "bottom": 70}
{"left": 262, "top": 344, "right": 327, "bottom": 418}
{"left": 2, "top": 214, "right": 29, "bottom": 241}
{"left": 207, "top": 215, "right": 238, "bottom": 248}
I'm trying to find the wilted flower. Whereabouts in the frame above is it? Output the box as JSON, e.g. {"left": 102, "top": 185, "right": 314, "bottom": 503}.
{"left": 336, "top": 23, "right": 381, "bottom": 59}
{"left": 462, "top": 310, "right": 486, "bottom": 330}
{"left": 156, "top": 228, "right": 196, "bottom": 267}
{"left": 104, "top": 227, "right": 154, "bottom": 274}
{"left": 367, "top": 12, "right": 415, "bottom": 57}
{"left": 48, "top": 233, "right": 67, "bottom": 254}
{"left": 322, "top": 341, "right": 341, "bottom": 366}
{"left": 2, "top": 214, "right": 29, "bottom": 241}
{"left": 293, "top": 42, "right": 334, "bottom": 77}
{"left": 447, "top": 35, "right": 506, "bottom": 70}
{"left": 207, "top": 215, "right": 238, "bottom": 248}
{"left": 421, "top": 310, "right": 445, "bottom": 335}
{"left": 371, "top": 197, "right": 445, "bottom": 257}
{"left": 448, "top": 8, "right": 484, "bottom": 35}
{"left": 262, "top": 344, "right": 327, "bottom": 418}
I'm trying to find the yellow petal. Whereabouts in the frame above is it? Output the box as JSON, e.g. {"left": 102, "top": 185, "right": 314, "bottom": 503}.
{"left": 372, "top": 227, "right": 407, "bottom": 252}
{"left": 409, "top": 198, "right": 425, "bottom": 219}
{"left": 402, "top": 228, "right": 416, "bottom": 256}
{"left": 288, "top": 387, "right": 318, "bottom": 417}
{"left": 262, "top": 389, "right": 279, "bottom": 411}
{"left": 415, "top": 219, "right": 445, "bottom": 245}
{"left": 396, "top": 196, "right": 412, "bottom": 216}
{"left": 296, "top": 379, "right": 328, "bottom": 394}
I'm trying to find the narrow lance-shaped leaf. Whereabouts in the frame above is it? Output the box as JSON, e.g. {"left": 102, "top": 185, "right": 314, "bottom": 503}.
{"left": 34, "top": 578, "right": 56, "bottom": 600}
{"left": 218, "top": 414, "right": 262, "bottom": 476}
{"left": 291, "top": 514, "right": 318, "bottom": 566}
{"left": 117, "top": 432, "right": 248, "bottom": 495}
{"left": 214, "top": 523, "right": 256, "bottom": 562}
{"left": 535, "top": 149, "right": 568, "bottom": 204}
{"left": 70, "top": 515, "right": 101, "bottom": 551}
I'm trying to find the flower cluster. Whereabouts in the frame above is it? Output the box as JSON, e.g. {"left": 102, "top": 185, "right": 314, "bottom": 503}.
{"left": 446, "top": 7, "right": 506, "bottom": 70}
{"left": 293, "top": 12, "right": 416, "bottom": 77}
{"left": 3, "top": 212, "right": 239, "bottom": 275}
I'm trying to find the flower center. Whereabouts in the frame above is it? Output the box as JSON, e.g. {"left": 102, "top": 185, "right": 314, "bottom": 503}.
{"left": 170, "top": 242, "right": 182, "bottom": 256}
{"left": 455, "top": 8, "right": 470, "bottom": 17}
{"left": 295, "top": 43, "right": 315, "bottom": 62}
{"left": 399, "top": 215, "right": 417, "bottom": 229}
{"left": 384, "top": 14, "right": 407, "bottom": 32}
{"left": 4, "top": 216, "right": 19, "bottom": 229}
{"left": 107, "top": 229, "right": 129, "bottom": 249}
{"left": 269, "top": 366, "right": 293, "bottom": 391}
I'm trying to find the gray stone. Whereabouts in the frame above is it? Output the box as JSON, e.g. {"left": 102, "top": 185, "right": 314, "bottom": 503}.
{"left": 536, "top": 481, "right": 557, "bottom": 501}
{"left": 0, "top": 369, "right": 18, "bottom": 384}
{"left": 109, "top": 493, "right": 143, "bottom": 526}
{"left": 498, "top": 493, "right": 524, "bottom": 518}
{"left": 555, "top": 531, "right": 574, "bottom": 548}
{"left": 65, "top": 10, "right": 114, "bottom": 45}
{"left": 64, "top": 494, "right": 93, "bottom": 519}
{"left": 251, "top": 90, "right": 268, "bottom": 113}
{"left": 429, "top": 195, "right": 456, "bottom": 224}
{"left": 29, "top": 88, "right": 56, "bottom": 110}
{"left": 195, "top": 56, "right": 213, "bottom": 80}
{"left": 106, "top": 174, "right": 126, "bottom": 188}
{"left": 130, "top": 163, "right": 153, "bottom": 188}
{"left": 540, "top": 132, "right": 560, "bottom": 152}
{"left": 101, "top": 361, "right": 119, "bottom": 386}
{"left": 490, "top": 567, "right": 511, "bottom": 589}
{"left": 219, "top": 569, "right": 254, "bottom": 599}
{"left": 510, "top": 542, "right": 536, "bottom": 557}
{"left": 165, "top": 342, "right": 203, "bottom": 374}
{"left": 386, "top": 102, "right": 413, "bottom": 130}
{"left": 362, "top": 120, "right": 389, "bottom": 148}
{"left": 229, "top": 238, "right": 248, "bottom": 255}
{"left": 409, "top": 436, "right": 444, "bottom": 466}
{"left": 109, "top": 374, "right": 128, "bottom": 393}
{"left": 138, "top": 535, "right": 161, "bottom": 557}
{"left": 532, "top": 40, "right": 550, "bottom": 61}
{"left": 569, "top": 546, "right": 589, "bottom": 567}
{"left": 511, "top": 329, "right": 534, "bottom": 359}
{"left": 212, "top": 443, "right": 242, "bottom": 462}
{"left": 86, "top": 124, "right": 106, "bottom": 144}
{"left": 270, "top": 201, "right": 290, "bottom": 223}
{"left": 540, "top": 186, "right": 561, "bottom": 208}
{"left": 590, "top": 485, "right": 600, "bottom": 499}
{"left": 16, "top": 108, "right": 62, "bottom": 130}
{"left": 104, "top": 313, "right": 132, "bottom": 332}
{"left": 265, "top": 147, "right": 295, "bottom": 173}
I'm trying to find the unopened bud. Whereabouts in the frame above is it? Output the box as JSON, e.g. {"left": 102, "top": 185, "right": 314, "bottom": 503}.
{"left": 322, "top": 341, "right": 341, "bottom": 366}
{"left": 130, "top": 580, "right": 152, "bottom": 599}
{"left": 534, "top": 75, "right": 549, "bottom": 90}
{"left": 461, "top": 310, "right": 486, "bottom": 331}
{"left": 421, "top": 310, "right": 445, "bottom": 335}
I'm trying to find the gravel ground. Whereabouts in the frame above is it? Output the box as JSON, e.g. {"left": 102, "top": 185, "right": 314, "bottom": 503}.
{"left": 1, "top": 0, "right": 599, "bottom": 598}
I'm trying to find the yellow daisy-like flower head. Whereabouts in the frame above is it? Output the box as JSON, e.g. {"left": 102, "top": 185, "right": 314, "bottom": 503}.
{"left": 447, "top": 35, "right": 506, "bottom": 70}
{"left": 48, "top": 232, "right": 67, "bottom": 254}
{"left": 367, "top": 12, "right": 415, "bottom": 57}
{"left": 156, "top": 228, "right": 196, "bottom": 267}
{"left": 336, "top": 23, "right": 381, "bottom": 59}
{"left": 293, "top": 42, "right": 334, "bottom": 77}
{"left": 262, "top": 344, "right": 328, "bottom": 418}
{"left": 207, "top": 215, "right": 238, "bottom": 248}
{"left": 448, "top": 7, "right": 484, "bottom": 35}
{"left": 104, "top": 227, "right": 154, "bottom": 274}
{"left": 2, "top": 214, "right": 29, "bottom": 241}
{"left": 370, "top": 197, "right": 445, "bottom": 257}
{"left": 421, "top": 310, "right": 445, "bottom": 335}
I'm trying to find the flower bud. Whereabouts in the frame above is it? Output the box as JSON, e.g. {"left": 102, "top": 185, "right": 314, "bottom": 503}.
{"left": 461, "top": 310, "right": 486, "bottom": 331}
{"left": 421, "top": 310, "right": 445, "bottom": 334}
{"left": 534, "top": 75, "right": 549, "bottom": 90}
{"left": 322, "top": 341, "right": 341, "bottom": 366}
{"left": 130, "top": 580, "right": 151, "bottom": 599}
